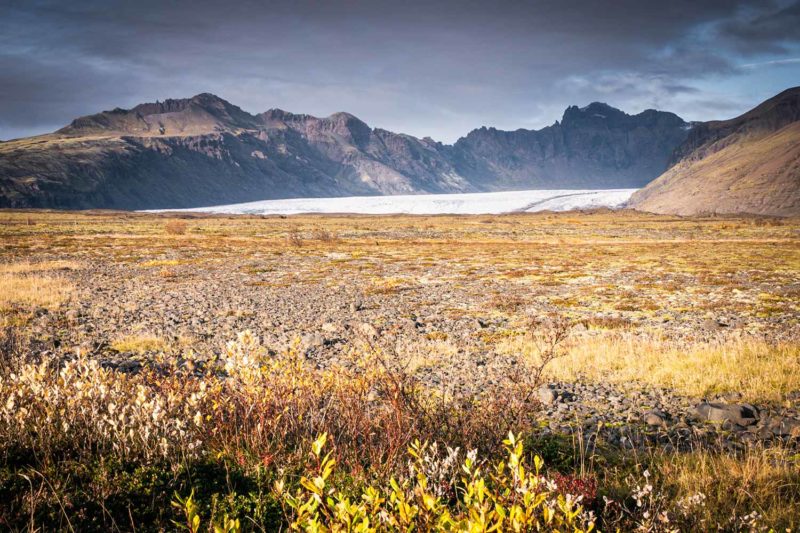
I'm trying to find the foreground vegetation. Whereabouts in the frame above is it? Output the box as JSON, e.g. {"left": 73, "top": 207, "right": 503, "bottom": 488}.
{"left": 0, "top": 209, "right": 798, "bottom": 530}
{"left": 2, "top": 328, "right": 798, "bottom": 531}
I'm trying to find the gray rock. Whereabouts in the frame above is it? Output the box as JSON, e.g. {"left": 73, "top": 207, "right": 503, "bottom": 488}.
{"left": 302, "top": 333, "right": 325, "bottom": 349}
{"left": 356, "top": 322, "right": 378, "bottom": 339}
{"left": 117, "top": 360, "right": 142, "bottom": 373}
{"left": 643, "top": 409, "right": 668, "bottom": 427}
{"left": 321, "top": 322, "right": 338, "bottom": 333}
{"left": 766, "top": 416, "right": 800, "bottom": 437}
{"left": 695, "top": 402, "right": 759, "bottom": 426}
{"left": 537, "top": 386, "right": 559, "bottom": 405}
{"left": 786, "top": 391, "right": 800, "bottom": 404}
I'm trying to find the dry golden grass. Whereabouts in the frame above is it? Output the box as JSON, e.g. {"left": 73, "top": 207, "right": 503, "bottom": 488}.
{"left": 140, "top": 258, "right": 184, "bottom": 268}
{"left": 111, "top": 334, "right": 170, "bottom": 354}
{"left": 497, "top": 333, "right": 800, "bottom": 402}
{"left": 2, "top": 327, "right": 797, "bottom": 530}
{"left": 0, "top": 273, "right": 73, "bottom": 310}
{"left": 0, "top": 260, "right": 80, "bottom": 274}
{"left": 0, "top": 261, "right": 79, "bottom": 311}
{"left": 642, "top": 445, "right": 800, "bottom": 529}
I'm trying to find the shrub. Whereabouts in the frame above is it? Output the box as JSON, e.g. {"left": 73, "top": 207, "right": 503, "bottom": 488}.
{"left": 312, "top": 228, "right": 339, "bottom": 243}
{"left": 287, "top": 229, "right": 303, "bottom": 247}
{"left": 272, "top": 432, "right": 596, "bottom": 532}
{"left": 165, "top": 220, "right": 188, "bottom": 235}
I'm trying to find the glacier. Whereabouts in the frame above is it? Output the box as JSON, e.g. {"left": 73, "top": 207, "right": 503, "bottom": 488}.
{"left": 153, "top": 189, "right": 637, "bottom": 215}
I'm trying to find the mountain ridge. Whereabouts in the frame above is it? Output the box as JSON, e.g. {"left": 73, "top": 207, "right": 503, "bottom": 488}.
{"left": 1, "top": 93, "right": 694, "bottom": 210}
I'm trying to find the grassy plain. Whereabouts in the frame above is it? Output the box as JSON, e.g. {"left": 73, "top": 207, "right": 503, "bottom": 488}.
{"left": 0, "top": 209, "right": 798, "bottom": 531}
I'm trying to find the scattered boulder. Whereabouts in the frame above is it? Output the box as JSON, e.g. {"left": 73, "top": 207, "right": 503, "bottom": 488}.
{"left": 786, "top": 391, "right": 800, "bottom": 404}
{"left": 643, "top": 409, "right": 668, "bottom": 427}
{"left": 701, "top": 318, "right": 724, "bottom": 331}
{"left": 302, "top": 332, "right": 325, "bottom": 349}
{"left": 356, "top": 322, "right": 378, "bottom": 339}
{"left": 536, "top": 385, "right": 574, "bottom": 405}
{"left": 321, "top": 322, "right": 338, "bottom": 333}
{"left": 537, "top": 386, "right": 559, "bottom": 405}
{"left": 695, "top": 402, "right": 759, "bottom": 426}
{"left": 765, "top": 417, "right": 800, "bottom": 438}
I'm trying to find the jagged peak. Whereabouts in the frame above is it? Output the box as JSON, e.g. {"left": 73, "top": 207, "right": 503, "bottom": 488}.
{"left": 127, "top": 93, "right": 234, "bottom": 116}
{"left": 562, "top": 102, "right": 627, "bottom": 123}
{"left": 328, "top": 111, "right": 359, "bottom": 120}
{"left": 260, "top": 108, "right": 311, "bottom": 122}
{"left": 578, "top": 101, "right": 617, "bottom": 112}
{"left": 189, "top": 92, "right": 227, "bottom": 104}
{"left": 58, "top": 92, "right": 256, "bottom": 135}
{"left": 326, "top": 112, "right": 371, "bottom": 130}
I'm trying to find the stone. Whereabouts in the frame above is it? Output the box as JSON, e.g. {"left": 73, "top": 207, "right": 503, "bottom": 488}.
{"left": 537, "top": 386, "right": 559, "bottom": 405}
{"left": 643, "top": 409, "right": 668, "bottom": 427}
{"left": 116, "top": 360, "right": 142, "bottom": 373}
{"left": 786, "top": 391, "right": 800, "bottom": 404}
{"left": 766, "top": 416, "right": 800, "bottom": 437}
{"left": 695, "top": 402, "right": 759, "bottom": 426}
{"left": 303, "top": 333, "right": 325, "bottom": 349}
{"left": 356, "top": 322, "right": 378, "bottom": 339}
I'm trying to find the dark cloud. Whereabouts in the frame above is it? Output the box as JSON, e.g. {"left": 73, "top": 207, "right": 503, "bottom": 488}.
{"left": 718, "top": 1, "right": 800, "bottom": 54}
{"left": 1, "top": 0, "right": 799, "bottom": 141}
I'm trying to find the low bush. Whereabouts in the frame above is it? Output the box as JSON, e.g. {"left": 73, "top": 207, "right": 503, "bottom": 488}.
{"left": 0, "top": 328, "right": 797, "bottom": 530}
{"left": 165, "top": 220, "right": 189, "bottom": 235}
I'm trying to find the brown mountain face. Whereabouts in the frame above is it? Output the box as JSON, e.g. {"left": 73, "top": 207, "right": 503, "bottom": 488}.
{"left": 56, "top": 93, "right": 262, "bottom": 136}
{"left": 1, "top": 93, "right": 688, "bottom": 210}
{"left": 628, "top": 87, "right": 800, "bottom": 217}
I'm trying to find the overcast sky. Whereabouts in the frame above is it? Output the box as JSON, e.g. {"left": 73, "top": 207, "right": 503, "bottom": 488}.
{"left": 2, "top": 0, "right": 799, "bottom": 142}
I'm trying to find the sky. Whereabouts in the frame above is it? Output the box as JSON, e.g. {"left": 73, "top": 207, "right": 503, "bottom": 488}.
{"left": 1, "top": 0, "right": 799, "bottom": 143}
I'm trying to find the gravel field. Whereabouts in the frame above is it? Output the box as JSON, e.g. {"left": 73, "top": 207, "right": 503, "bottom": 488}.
{"left": 3, "top": 209, "right": 800, "bottom": 451}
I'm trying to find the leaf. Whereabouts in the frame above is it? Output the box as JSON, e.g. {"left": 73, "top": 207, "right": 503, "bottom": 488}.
{"left": 311, "top": 433, "right": 328, "bottom": 456}
{"left": 301, "top": 476, "right": 322, "bottom": 495}
{"left": 533, "top": 455, "right": 544, "bottom": 474}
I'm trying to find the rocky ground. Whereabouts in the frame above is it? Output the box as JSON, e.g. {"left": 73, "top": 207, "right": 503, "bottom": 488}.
{"left": 3, "top": 210, "right": 800, "bottom": 452}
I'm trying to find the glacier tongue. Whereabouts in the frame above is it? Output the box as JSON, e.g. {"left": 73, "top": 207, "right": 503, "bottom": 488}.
{"left": 150, "top": 189, "right": 637, "bottom": 215}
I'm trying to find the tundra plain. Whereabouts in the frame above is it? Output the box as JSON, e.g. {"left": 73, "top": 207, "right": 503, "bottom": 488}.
{"left": 1, "top": 209, "right": 799, "bottom": 531}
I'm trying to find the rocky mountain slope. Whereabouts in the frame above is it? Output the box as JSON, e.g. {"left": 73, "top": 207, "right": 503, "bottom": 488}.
{"left": 0, "top": 93, "right": 690, "bottom": 210}
{"left": 449, "top": 103, "right": 689, "bottom": 190}
{"left": 628, "top": 87, "right": 800, "bottom": 217}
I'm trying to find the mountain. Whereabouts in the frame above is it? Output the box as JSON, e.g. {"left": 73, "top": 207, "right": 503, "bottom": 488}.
{"left": 628, "top": 87, "right": 800, "bottom": 216}
{"left": 0, "top": 94, "right": 689, "bottom": 210}
{"left": 448, "top": 103, "right": 689, "bottom": 189}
